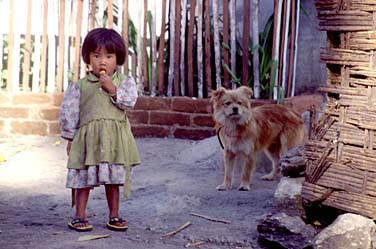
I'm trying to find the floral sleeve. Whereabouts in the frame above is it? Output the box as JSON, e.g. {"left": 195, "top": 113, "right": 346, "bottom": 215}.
{"left": 111, "top": 76, "right": 138, "bottom": 110}
{"left": 59, "top": 83, "right": 80, "bottom": 141}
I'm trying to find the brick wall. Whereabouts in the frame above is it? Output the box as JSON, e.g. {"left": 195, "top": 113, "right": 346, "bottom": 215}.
{"left": 0, "top": 92, "right": 323, "bottom": 140}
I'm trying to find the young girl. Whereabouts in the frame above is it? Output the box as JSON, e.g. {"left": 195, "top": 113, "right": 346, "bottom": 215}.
{"left": 59, "top": 28, "right": 140, "bottom": 232}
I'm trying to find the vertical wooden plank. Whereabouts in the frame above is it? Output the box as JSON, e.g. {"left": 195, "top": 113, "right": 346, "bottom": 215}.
{"left": 179, "top": 0, "right": 187, "bottom": 95}
{"left": 196, "top": 0, "right": 204, "bottom": 98}
{"left": 212, "top": 0, "right": 221, "bottom": 89}
{"left": 187, "top": 0, "right": 196, "bottom": 97}
{"left": 287, "top": 0, "right": 296, "bottom": 97}
{"left": 136, "top": 1, "right": 144, "bottom": 93}
{"left": 73, "top": 0, "right": 83, "bottom": 82}
{"left": 280, "top": 0, "right": 291, "bottom": 98}
{"left": 0, "top": 1, "right": 4, "bottom": 90}
{"left": 151, "top": 0, "right": 157, "bottom": 96}
{"left": 271, "top": 0, "right": 283, "bottom": 100}
{"left": 291, "top": 0, "right": 300, "bottom": 97}
{"left": 80, "top": 0, "right": 89, "bottom": 79}
{"left": 57, "top": 0, "right": 65, "bottom": 93}
{"left": 167, "top": 0, "right": 175, "bottom": 97}
{"left": 223, "top": 0, "right": 230, "bottom": 88}
{"left": 230, "top": 0, "right": 236, "bottom": 89}
{"left": 63, "top": 0, "right": 72, "bottom": 90}
{"left": 7, "top": 0, "right": 15, "bottom": 91}
{"left": 173, "top": 0, "right": 181, "bottom": 96}
{"left": 157, "top": 0, "right": 167, "bottom": 96}
{"left": 204, "top": 0, "right": 212, "bottom": 94}
{"left": 143, "top": 0, "right": 148, "bottom": 92}
{"left": 32, "top": 0, "right": 42, "bottom": 92}
{"left": 22, "top": 0, "right": 33, "bottom": 91}
{"left": 242, "top": 0, "right": 250, "bottom": 86}
{"left": 47, "top": 0, "right": 57, "bottom": 92}
{"left": 123, "top": 0, "right": 129, "bottom": 74}
{"left": 252, "top": 0, "right": 260, "bottom": 98}
{"left": 90, "top": 0, "right": 97, "bottom": 30}
{"left": 108, "top": 0, "right": 113, "bottom": 28}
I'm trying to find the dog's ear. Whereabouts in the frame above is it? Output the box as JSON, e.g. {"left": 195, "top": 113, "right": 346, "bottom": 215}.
{"left": 210, "top": 87, "right": 226, "bottom": 103}
{"left": 238, "top": 86, "right": 253, "bottom": 99}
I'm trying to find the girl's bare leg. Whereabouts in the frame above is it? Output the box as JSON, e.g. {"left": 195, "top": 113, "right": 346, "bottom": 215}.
{"left": 74, "top": 187, "right": 90, "bottom": 228}
{"left": 105, "top": 184, "right": 127, "bottom": 226}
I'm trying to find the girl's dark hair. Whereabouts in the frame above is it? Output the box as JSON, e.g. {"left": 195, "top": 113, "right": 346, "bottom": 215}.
{"left": 82, "top": 28, "right": 126, "bottom": 65}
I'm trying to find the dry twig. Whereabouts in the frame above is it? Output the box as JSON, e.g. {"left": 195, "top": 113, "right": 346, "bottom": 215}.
{"left": 190, "top": 212, "right": 231, "bottom": 224}
{"left": 162, "top": 221, "right": 192, "bottom": 238}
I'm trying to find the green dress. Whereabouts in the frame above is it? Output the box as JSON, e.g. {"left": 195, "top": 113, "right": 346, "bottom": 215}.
{"left": 59, "top": 71, "right": 140, "bottom": 197}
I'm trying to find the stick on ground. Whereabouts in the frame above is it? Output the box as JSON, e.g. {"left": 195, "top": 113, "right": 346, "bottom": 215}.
{"left": 190, "top": 212, "right": 231, "bottom": 224}
{"left": 161, "top": 221, "right": 192, "bottom": 238}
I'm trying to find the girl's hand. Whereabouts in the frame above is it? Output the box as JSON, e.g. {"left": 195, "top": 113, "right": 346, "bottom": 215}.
{"left": 66, "top": 141, "right": 72, "bottom": 155}
{"left": 99, "top": 74, "right": 116, "bottom": 96}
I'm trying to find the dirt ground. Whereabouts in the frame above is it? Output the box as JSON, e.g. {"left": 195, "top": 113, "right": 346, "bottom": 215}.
{"left": 0, "top": 135, "right": 278, "bottom": 249}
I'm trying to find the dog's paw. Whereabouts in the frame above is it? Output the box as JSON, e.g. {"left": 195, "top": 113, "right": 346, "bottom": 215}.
{"left": 261, "top": 173, "right": 276, "bottom": 181}
{"left": 216, "top": 184, "right": 230, "bottom": 191}
{"left": 238, "top": 185, "right": 251, "bottom": 191}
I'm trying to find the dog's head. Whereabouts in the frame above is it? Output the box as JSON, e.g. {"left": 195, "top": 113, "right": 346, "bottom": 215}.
{"left": 210, "top": 86, "right": 253, "bottom": 125}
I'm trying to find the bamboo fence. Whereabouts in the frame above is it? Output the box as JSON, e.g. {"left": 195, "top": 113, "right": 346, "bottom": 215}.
{"left": 303, "top": 0, "right": 376, "bottom": 219}
{"left": 0, "top": 0, "right": 300, "bottom": 99}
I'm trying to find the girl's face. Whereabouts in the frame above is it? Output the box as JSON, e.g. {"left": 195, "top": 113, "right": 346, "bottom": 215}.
{"left": 89, "top": 47, "right": 117, "bottom": 76}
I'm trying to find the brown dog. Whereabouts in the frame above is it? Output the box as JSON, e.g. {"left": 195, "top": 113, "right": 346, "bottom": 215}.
{"left": 211, "top": 86, "right": 306, "bottom": 191}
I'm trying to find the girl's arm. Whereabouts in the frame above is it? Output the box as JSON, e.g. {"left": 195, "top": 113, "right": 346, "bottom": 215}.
{"left": 59, "top": 83, "right": 80, "bottom": 141}
{"left": 110, "top": 76, "right": 138, "bottom": 110}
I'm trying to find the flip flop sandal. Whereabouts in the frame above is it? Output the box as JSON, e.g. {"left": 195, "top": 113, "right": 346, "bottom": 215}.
{"left": 68, "top": 218, "right": 93, "bottom": 232}
{"left": 106, "top": 217, "right": 128, "bottom": 231}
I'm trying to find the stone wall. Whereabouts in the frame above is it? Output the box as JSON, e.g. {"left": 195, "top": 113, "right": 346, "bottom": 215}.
{"left": 0, "top": 92, "right": 323, "bottom": 140}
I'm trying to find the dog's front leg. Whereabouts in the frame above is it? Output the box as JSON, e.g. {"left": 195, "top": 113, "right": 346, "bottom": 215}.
{"left": 217, "top": 151, "right": 235, "bottom": 191}
{"left": 239, "top": 156, "right": 255, "bottom": 191}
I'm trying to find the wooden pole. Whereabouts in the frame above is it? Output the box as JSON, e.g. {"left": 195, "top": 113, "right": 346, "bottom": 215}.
{"left": 223, "top": 0, "right": 230, "bottom": 88}
{"left": 180, "top": 0, "right": 188, "bottom": 95}
{"left": 271, "top": 0, "right": 282, "bottom": 100}
{"left": 280, "top": 0, "right": 291, "bottom": 98}
{"left": 252, "top": 0, "right": 260, "bottom": 98}
{"left": 143, "top": 0, "right": 148, "bottom": 92}
{"left": 151, "top": 0, "right": 157, "bottom": 96}
{"left": 73, "top": 0, "right": 83, "bottom": 82}
{"left": 7, "top": 0, "right": 14, "bottom": 91}
{"left": 187, "top": 0, "right": 196, "bottom": 97}
{"left": 90, "top": 0, "right": 96, "bottom": 30}
{"left": 123, "top": 0, "right": 129, "bottom": 74}
{"left": 173, "top": 0, "right": 182, "bottom": 95}
{"left": 230, "top": 0, "right": 236, "bottom": 89}
{"left": 242, "top": 0, "right": 250, "bottom": 86}
{"left": 158, "top": 0, "right": 167, "bottom": 95}
{"left": 57, "top": 0, "right": 65, "bottom": 93}
{"left": 22, "top": 0, "right": 33, "bottom": 91}
{"left": 40, "top": 0, "right": 48, "bottom": 92}
{"left": 291, "top": 0, "right": 300, "bottom": 97}
{"left": 108, "top": 0, "right": 113, "bottom": 28}
{"left": 287, "top": 0, "right": 296, "bottom": 97}
{"left": 204, "top": 0, "right": 212, "bottom": 95}
{"left": 196, "top": 0, "right": 204, "bottom": 98}
{"left": 213, "top": 0, "right": 221, "bottom": 89}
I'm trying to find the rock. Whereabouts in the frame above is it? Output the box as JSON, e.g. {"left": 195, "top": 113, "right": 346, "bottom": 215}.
{"left": 274, "top": 177, "right": 305, "bottom": 217}
{"left": 280, "top": 144, "right": 306, "bottom": 177}
{"left": 312, "top": 213, "right": 376, "bottom": 249}
{"left": 257, "top": 212, "right": 316, "bottom": 249}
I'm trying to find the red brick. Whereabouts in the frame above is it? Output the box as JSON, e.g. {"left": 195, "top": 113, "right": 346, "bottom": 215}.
{"left": 251, "top": 99, "right": 277, "bottom": 107}
{"left": 173, "top": 127, "right": 215, "bottom": 140}
{"left": 150, "top": 111, "right": 190, "bottom": 126}
{"left": 38, "top": 107, "right": 61, "bottom": 121}
{"left": 131, "top": 124, "right": 170, "bottom": 138}
{"left": 48, "top": 122, "right": 61, "bottom": 135}
{"left": 11, "top": 121, "right": 48, "bottom": 135}
{"left": 0, "top": 107, "right": 29, "bottom": 118}
{"left": 52, "top": 93, "right": 64, "bottom": 107}
{"left": 0, "top": 93, "right": 11, "bottom": 104}
{"left": 172, "top": 97, "right": 212, "bottom": 113}
{"left": 134, "top": 96, "right": 171, "bottom": 111}
{"left": 127, "top": 110, "right": 149, "bottom": 124}
{"left": 12, "top": 93, "right": 52, "bottom": 105}
{"left": 192, "top": 114, "right": 215, "bottom": 127}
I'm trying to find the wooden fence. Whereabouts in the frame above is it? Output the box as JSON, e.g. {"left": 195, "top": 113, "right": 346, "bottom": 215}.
{"left": 0, "top": 0, "right": 300, "bottom": 99}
